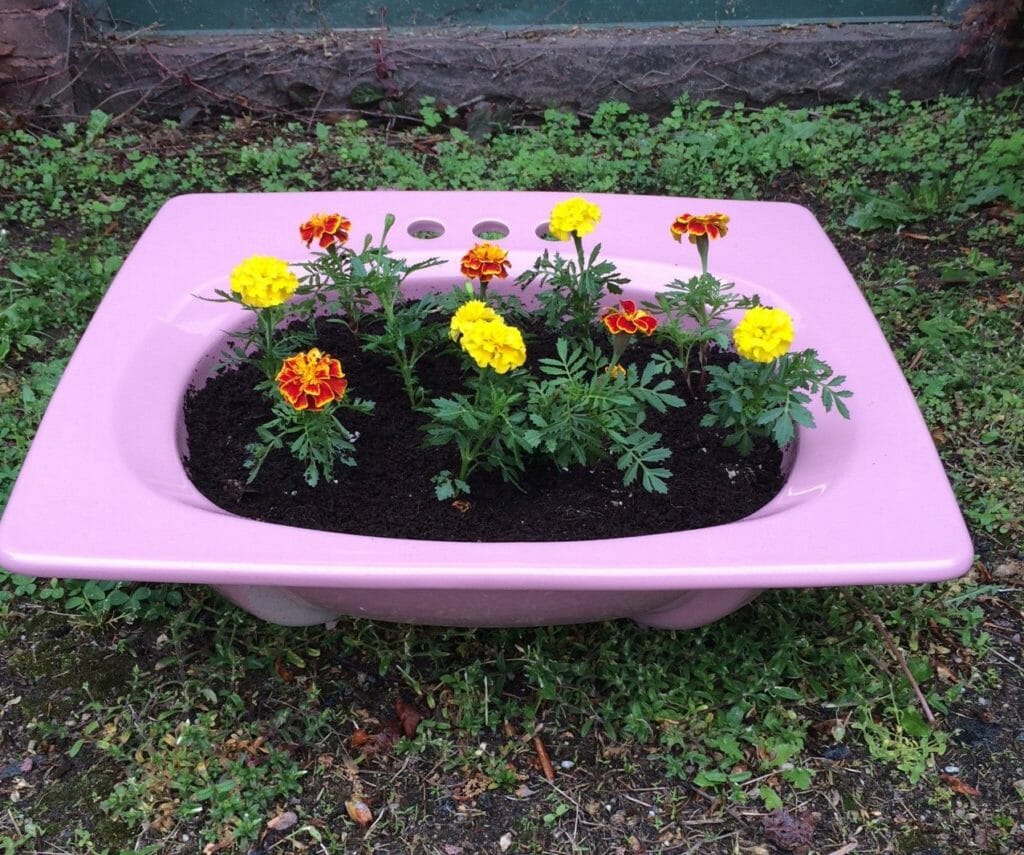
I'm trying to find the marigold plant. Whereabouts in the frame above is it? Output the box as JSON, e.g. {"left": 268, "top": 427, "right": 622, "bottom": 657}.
{"left": 450, "top": 299, "right": 499, "bottom": 341}
{"left": 732, "top": 306, "right": 795, "bottom": 363}
{"left": 276, "top": 348, "right": 349, "bottom": 411}
{"left": 230, "top": 255, "right": 299, "bottom": 308}
{"left": 246, "top": 349, "right": 374, "bottom": 488}
{"left": 670, "top": 213, "right": 730, "bottom": 244}
{"left": 300, "top": 213, "right": 351, "bottom": 249}
{"left": 518, "top": 197, "right": 625, "bottom": 335}
{"left": 457, "top": 318, "right": 527, "bottom": 375}
{"left": 670, "top": 212, "right": 730, "bottom": 277}
{"left": 460, "top": 243, "right": 511, "bottom": 295}
{"left": 602, "top": 299, "right": 658, "bottom": 336}
{"left": 703, "top": 308, "right": 850, "bottom": 454}
{"left": 548, "top": 197, "right": 602, "bottom": 241}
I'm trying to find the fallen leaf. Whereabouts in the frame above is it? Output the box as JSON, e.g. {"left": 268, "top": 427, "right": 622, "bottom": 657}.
{"left": 993, "top": 560, "right": 1023, "bottom": 579}
{"left": 201, "top": 836, "right": 234, "bottom": 855}
{"left": 356, "top": 698, "right": 425, "bottom": 756}
{"left": 762, "top": 809, "right": 817, "bottom": 854}
{"left": 346, "top": 798, "right": 373, "bottom": 827}
{"left": 274, "top": 657, "right": 295, "bottom": 683}
{"left": 453, "top": 772, "right": 494, "bottom": 801}
{"left": 825, "top": 844, "right": 858, "bottom": 855}
{"left": 940, "top": 772, "right": 980, "bottom": 797}
{"left": 265, "top": 810, "right": 298, "bottom": 832}
{"left": 395, "top": 698, "right": 423, "bottom": 738}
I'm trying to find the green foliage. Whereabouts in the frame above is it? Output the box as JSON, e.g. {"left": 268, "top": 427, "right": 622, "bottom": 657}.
{"left": 526, "top": 339, "right": 683, "bottom": 493}
{"left": 245, "top": 395, "right": 374, "bottom": 488}
{"left": 516, "top": 237, "right": 627, "bottom": 335}
{"left": 306, "top": 214, "right": 446, "bottom": 405}
{"left": 703, "top": 350, "right": 851, "bottom": 454}
{"left": 424, "top": 378, "right": 531, "bottom": 499}
{"left": 647, "top": 272, "right": 759, "bottom": 388}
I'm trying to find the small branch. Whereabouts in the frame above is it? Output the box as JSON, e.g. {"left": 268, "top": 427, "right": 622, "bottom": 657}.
{"left": 533, "top": 734, "right": 555, "bottom": 782}
{"left": 860, "top": 602, "right": 936, "bottom": 726}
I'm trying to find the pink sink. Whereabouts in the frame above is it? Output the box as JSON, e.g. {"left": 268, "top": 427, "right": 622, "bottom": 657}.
{"left": 0, "top": 192, "right": 973, "bottom": 627}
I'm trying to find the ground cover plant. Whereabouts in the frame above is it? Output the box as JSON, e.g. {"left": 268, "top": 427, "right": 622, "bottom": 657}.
{"left": 1, "top": 86, "right": 1023, "bottom": 853}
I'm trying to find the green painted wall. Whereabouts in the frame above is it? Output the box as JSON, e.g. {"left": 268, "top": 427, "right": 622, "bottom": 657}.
{"left": 97, "top": 1, "right": 966, "bottom": 32}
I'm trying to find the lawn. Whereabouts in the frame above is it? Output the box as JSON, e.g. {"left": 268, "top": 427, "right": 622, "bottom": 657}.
{"left": 1, "top": 88, "right": 1022, "bottom": 854}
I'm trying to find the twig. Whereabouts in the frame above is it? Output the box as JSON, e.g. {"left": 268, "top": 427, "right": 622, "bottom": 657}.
{"left": 989, "top": 648, "right": 1024, "bottom": 676}
{"left": 533, "top": 734, "right": 555, "bottom": 782}
{"left": 862, "top": 605, "right": 936, "bottom": 725}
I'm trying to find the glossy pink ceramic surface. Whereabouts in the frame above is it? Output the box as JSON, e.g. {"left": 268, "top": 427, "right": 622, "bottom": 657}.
{"left": 0, "top": 192, "right": 973, "bottom": 628}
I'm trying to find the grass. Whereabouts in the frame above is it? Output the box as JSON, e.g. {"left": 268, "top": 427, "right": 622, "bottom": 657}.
{"left": 0, "top": 87, "right": 1022, "bottom": 852}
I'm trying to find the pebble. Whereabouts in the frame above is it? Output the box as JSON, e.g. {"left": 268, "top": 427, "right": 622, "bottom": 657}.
{"left": 944, "top": 765, "right": 960, "bottom": 774}
{"left": 560, "top": 760, "right": 574, "bottom": 770}
{"left": 822, "top": 744, "right": 852, "bottom": 761}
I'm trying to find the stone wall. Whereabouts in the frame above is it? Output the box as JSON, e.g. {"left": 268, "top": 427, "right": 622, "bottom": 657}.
{"left": 0, "top": 0, "right": 73, "bottom": 114}
{"left": 70, "top": 22, "right": 977, "bottom": 121}
{"left": 1, "top": 1, "right": 1019, "bottom": 119}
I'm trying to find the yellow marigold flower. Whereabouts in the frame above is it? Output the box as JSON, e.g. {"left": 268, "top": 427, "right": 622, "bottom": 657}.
{"left": 458, "top": 319, "right": 527, "bottom": 374}
{"left": 460, "top": 242, "right": 511, "bottom": 284}
{"left": 548, "top": 197, "right": 602, "bottom": 241}
{"left": 733, "top": 306, "right": 795, "bottom": 363}
{"left": 230, "top": 255, "right": 299, "bottom": 308}
{"left": 670, "top": 213, "right": 730, "bottom": 244}
{"left": 276, "top": 348, "right": 348, "bottom": 411}
{"left": 450, "top": 299, "right": 499, "bottom": 341}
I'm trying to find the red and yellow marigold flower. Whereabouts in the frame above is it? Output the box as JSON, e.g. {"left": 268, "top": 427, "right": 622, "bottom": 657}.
{"left": 276, "top": 348, "right": 349, "bottom": 411}
{"left": 230, "top": 255, "right": 300, "bottom": 308}
{"left": 300, "top": 213, "right": 351, "bottom": 249}
{"left": 449, "top": 299, "right": 500, "bottom": 341}
{"left": 458, "top": 318, "right": 527, "bottom": 374}
{"left": 670, "top": 213, "right": 730, "bottom": 245}
{"left": 733, "top": 306, "right": 794, "bottom": 363}
{"left": 548, "top": 197, "right": 602, "bottom": 241}
{"left": 460, "top": 242, "right": 511, "bottom": 284}
{"left": 602, "top": 299, "right": 658, "bottom": 336}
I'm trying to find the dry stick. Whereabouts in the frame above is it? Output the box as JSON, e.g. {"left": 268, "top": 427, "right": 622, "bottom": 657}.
{"left": 533, "top": 734, "right": 556, "bottom": 782}
{"left": 857, "top": 601, "right": 936, "bottom": 726}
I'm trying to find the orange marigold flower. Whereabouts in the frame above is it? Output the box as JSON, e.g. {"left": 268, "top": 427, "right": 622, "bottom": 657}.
{"left": 300, "top": 213, "right": 351, "bottom": 249}
{"left": 602, "top": 299, "right": 658, "bottom": 336}
{"left": 670, "top": 213, "right": 730, "bottom": 244}
{"left": 460, "top": 242, "right": 511, "bottom": 284}
{"left": 276, "top": 348, "right": 348, "bottom": 411}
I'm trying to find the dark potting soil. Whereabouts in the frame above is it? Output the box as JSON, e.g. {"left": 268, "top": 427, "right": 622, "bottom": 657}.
{"left": 183, "top": 318, "right": 786, "bottom": 542}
